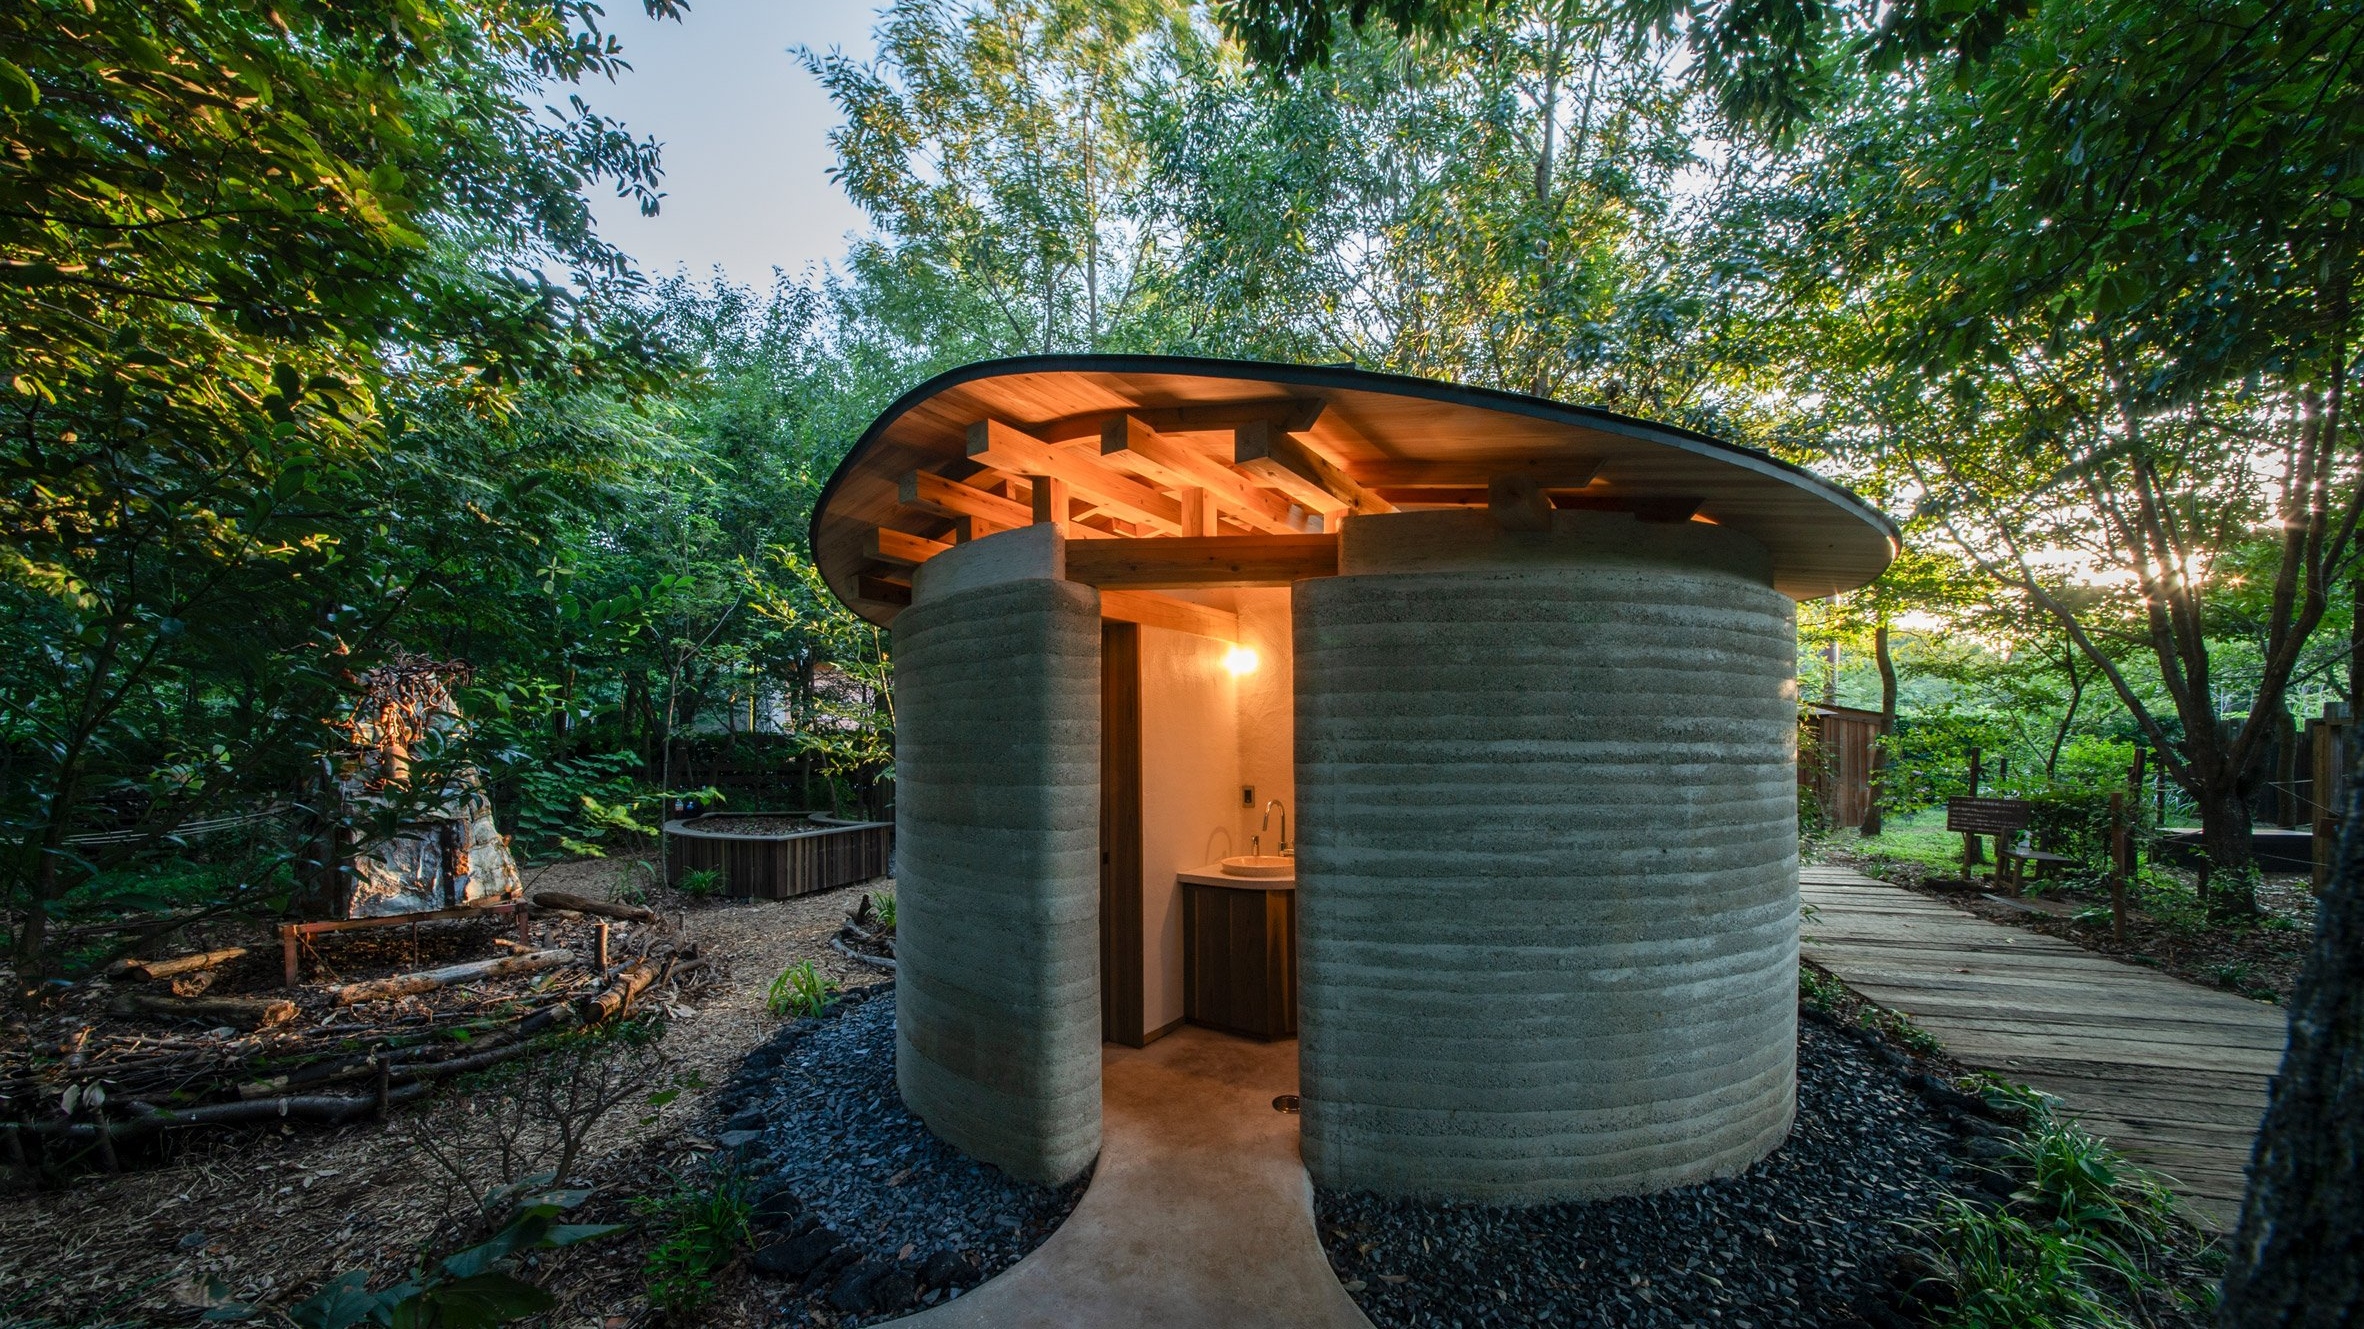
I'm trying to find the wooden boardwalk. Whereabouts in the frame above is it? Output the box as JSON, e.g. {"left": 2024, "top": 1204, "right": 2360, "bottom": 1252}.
{"left": 1799, "top": 863, "right": 2290, "bottom": 1231}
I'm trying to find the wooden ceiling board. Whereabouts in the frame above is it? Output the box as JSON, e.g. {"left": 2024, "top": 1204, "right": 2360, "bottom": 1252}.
{"left": 813, "top": 356, "right": 1899, "bottom": 624}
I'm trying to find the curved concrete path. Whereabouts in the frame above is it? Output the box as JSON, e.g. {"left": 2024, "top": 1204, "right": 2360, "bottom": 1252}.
{"left": 1800, "top": 863, "right": 2289, "bottom": 1231}
{"left": 900, "top": 1027, "right": 1371, "bottom": 1328}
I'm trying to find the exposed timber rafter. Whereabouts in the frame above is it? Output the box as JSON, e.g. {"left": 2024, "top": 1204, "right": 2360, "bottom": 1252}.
{"left": 1233, "top": 419, "right": 1393, "bottom": 518}
{"left": 1099, "top": 414, "right": 1300, "bottom": 534}
{"left": 899, "top": 469, "right": 1029, "bottom": 536}
{"left": 1065, "top": 533, "right": 1339, "bottom": 590}
{"left": 967, "top": 419, "right": 1184, "bottom": 534}
{"left": 866, "top": 527, "right": 953, "bottom": 567}
{"left": 1098, "top": 589, "right": 1239, "bottom": 640}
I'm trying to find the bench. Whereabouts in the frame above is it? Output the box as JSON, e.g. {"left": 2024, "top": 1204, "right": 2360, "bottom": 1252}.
{"left": 1998, "top": 842, "right": 2078, "bottom": 891}
{"left": 1946, "top": 796, "right": 2055, "bottom": 892}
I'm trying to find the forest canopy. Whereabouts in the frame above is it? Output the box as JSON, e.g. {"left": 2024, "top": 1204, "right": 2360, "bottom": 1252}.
{"left": 3, "top": 0, "right": 2358, "bottom": 973}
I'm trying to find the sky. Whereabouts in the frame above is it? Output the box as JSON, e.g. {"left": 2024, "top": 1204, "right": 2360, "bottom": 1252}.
{"left": 575, "top": 0, "right": 884, "bottom": 289}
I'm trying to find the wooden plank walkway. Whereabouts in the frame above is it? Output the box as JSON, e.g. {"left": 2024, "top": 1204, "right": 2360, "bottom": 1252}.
{"left": 1799, "top": 863, "right": 2289, "bottom": 1231}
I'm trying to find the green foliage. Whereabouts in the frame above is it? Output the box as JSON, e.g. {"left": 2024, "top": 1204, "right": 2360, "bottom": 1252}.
{"left": 631, "top": 1168, "right": 753, "bottom": 1318}
{"left": 0, "top": 0, "right": 686, "bottom": 985}
{"left": 288, "top": 1182, "right": 623, "bottom": 1329}
{"left": 766, "top": 960, "right": 837, "bottom": 1020}
{"left": 507, "top": 752, "right": 654, "bottom": 862}
{"left": 1798, "top": 966, "right": 1848, "bottom": 1014}
{"left": 674, "top": 868, "right": 723, "bottom": 900}
{"left": 873, "top": 889, "right": 897, "bottom": 931}
{"left": 1908, "top": 1081, "right": 2209, "bottom": 1327}
{"left": 1914, "top": 1197, "right": 2142, "bottom": 1329}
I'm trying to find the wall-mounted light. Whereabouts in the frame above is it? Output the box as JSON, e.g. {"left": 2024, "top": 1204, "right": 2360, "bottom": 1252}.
{"left": 1222, "top": 645, "right": 1260, "bottom": 676}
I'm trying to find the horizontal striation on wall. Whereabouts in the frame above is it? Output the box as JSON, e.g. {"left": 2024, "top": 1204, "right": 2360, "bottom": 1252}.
{"left": 1296, "top": 550, "right": 1801, "bottom": 1203}
{"left": 893, "top": 577, "right": 1103, "bottom": 1184}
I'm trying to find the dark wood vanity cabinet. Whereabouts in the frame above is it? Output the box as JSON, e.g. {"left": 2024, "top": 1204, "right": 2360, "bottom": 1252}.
{"left": 1181, "top": 881, "right": 1298, "bottom": 1040}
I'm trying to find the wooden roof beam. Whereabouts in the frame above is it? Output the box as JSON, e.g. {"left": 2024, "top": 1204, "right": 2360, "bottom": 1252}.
{"left": 1099, "top": 589, "right": 1239, "bottom": 641}
{"left": 1100, "top": 415, "right": 1300, "bottom": 535}
{"left": 1234, "top": 420, "right": 1392, "bottom": 518}
{"left": 855, "top": 574, "right": 913, "bottom": 606}
{"left": 899, "top": 469, "right": 1031, "bottom": 536}
{"left": 968, "top": 419, "right": 1184, "bottom": 535}
{"left": 1066, "top": 533, "right": 1339, "bottom": 589}
{"left": 866, "top": 527, "right": 953, "bottom": 567}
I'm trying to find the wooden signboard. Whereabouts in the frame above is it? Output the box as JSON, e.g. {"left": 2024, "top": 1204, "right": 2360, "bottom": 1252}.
{"left": 1946, "top": 796, "right": 2033, "bottom": 836}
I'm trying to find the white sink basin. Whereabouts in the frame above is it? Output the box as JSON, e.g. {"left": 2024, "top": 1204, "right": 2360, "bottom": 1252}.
{"left": 1219, "top": 855, "right": 1295, "bottom": 878}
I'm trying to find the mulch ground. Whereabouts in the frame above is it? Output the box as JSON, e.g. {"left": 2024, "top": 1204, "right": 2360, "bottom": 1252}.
{"left": 0, "top": 858, "right": 879, "bottom": 1329}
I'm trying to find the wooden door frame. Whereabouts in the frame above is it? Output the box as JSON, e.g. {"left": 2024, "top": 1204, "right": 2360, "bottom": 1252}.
{"left": 1100, "top": 621, "right": 1146, "bottom": 1046}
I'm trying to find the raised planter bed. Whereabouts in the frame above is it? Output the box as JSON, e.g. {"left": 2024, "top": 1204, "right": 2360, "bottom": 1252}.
{"left": 663, "top": 812, "right": 893, "bottom": 899}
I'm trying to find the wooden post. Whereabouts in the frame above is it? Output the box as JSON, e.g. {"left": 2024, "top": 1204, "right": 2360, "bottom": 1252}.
{"left": 1993, "top": 754, "right": 2014, "bottom": 887}
{"left": 1964, "top": 747, "right": 1984, "bottom": 872}
{"left": 1030, "top": 475, "right": 1072, "bottom": 533}
{"left": 2129, "top": 745, "right": 2147, "bottom": 872}
{"left": 282, "top": 925, "right": 300, "bottom": 989}
{"left": 2109, "top": 791, "right": 2129, "bottom": 943}
{"left": 595, "top": 921, "right": 610, "bottom": 971}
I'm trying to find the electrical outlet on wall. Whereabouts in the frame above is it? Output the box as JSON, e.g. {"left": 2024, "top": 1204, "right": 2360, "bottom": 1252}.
{"left": 1242, "top": 785, "right": 1255, "bottom": 807}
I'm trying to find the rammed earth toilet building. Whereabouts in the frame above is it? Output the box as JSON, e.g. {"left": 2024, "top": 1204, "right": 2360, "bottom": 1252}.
{"left": 808, "top": 357, "right": 1897, "bottom": 1201}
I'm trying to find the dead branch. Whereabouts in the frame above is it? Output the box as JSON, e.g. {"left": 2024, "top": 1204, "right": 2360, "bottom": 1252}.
{"left": 107, "top": 947, "right": 250, "bottom": 982}
{"left": 330, "top": 949, "right": 576, "bottom": 1005}
{"left": 576, "top": 959, "right": 658, "bottom": 1025}
{"left": 106, "top": 993, "right": 297, "bottom": 1028}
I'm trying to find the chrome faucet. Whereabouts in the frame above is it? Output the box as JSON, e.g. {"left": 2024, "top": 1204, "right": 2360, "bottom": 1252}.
{"left": 1263, "top": 799, "right": 1291, "bottom": 856}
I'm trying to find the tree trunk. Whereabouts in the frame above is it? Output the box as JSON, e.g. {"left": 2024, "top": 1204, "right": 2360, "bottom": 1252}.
{"left": 2350, "top": 573, "right": 2362, "bottom": 708}
{"left": 1862, "top": 620, "right": 1896, "bottom": 836}
{"left": 2196, "top": 783, "right": 2261, "bottom": 919}
{"left": 2219, "top": 739, "right": 2364, "bottom": 1327}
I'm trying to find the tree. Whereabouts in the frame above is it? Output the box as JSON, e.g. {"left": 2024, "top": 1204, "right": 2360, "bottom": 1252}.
{"left": 2220, "top": 736, "right": 2364, "bottom": 1326}
{"left": 1212, "top": 0, "right": 2039, "bottom": 133}
{"left": 0, "top": 0, "right": 681, "bottom": 989}
{"left": 1760, "top": 0, "right": 2363, "bottom": 914}
{"left": 1142, "top": 2, "right": 1716, "bottom": 412}
{"left": 802, "top": 0, "right": 1199, "bottom": 360}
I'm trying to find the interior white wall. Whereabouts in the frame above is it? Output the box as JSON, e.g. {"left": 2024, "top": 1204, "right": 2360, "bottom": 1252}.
{"left": 1234, "top": 588, "right": 1297, "bottom": 853}
{"left": 1135, "top": 625, "right": 1241, "bottom": 1036}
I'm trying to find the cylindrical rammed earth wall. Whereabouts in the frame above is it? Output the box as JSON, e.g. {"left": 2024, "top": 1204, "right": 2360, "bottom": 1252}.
{"left": 1295, "top": 510, "right": 1800, "bottom": 1202}
{"left": 893, "top": 576, "right": 1102, "bottom": 1184}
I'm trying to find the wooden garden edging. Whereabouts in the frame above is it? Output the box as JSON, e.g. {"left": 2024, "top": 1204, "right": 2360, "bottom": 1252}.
{"left": 662, "top": 813, "right": 893, "bottom": 900}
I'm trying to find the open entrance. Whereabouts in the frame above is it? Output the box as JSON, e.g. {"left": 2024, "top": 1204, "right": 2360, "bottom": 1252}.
{"left": 1097, "top": 587, "right": 1297, "bottom": 1050}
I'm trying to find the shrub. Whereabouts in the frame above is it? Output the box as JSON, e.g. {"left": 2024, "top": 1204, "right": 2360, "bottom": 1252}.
{"left": 633, "top": 1168, "right": 753, "bottom": 1318}
{"left": 873, "top": 888, "right": 896, "bottom": 931}
{"left": 406, "top": 1018, "right": 684, "bottom": 1231}
{"left": 766, "top": 959, "right": 836, "bottom": 1019}
{"left": 675, "top": 867, "right": 723, "bottom": 899}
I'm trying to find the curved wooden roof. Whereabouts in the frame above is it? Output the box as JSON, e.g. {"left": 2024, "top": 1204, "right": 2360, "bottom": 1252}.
{"left": 810, "top": 356, "right": 1897, "bottom": 624}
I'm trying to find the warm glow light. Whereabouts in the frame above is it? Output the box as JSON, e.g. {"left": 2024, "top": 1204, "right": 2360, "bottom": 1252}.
{"left": 1222, "top": 645, "right": 1260, "bottom": 676}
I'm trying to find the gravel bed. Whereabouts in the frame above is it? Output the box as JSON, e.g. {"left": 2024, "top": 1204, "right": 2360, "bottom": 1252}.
{"left": 1318, "top": 1014, "right": 1989, "bottom": 1328}
{"left": 708, "top": 984, "right": 1087, "bottom": 1324}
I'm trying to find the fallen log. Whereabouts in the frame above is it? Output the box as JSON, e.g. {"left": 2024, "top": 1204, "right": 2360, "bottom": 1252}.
{"left": 331, "top": 948, "right": 576, "bottom": 1006}
{"left": 530, "top": 891, "right": 660, "bottom": 925}
{"left": 577, "top": 959, "right": 658, "bottom": 1024}
{"left": 830, "top": 936, "right": 897, "bottom": 973}
{"left": 108, "top": 947, "right": 250, "bottom": 982}
{"left": 109, "top": 993, "right": 298, "bottom": 1028}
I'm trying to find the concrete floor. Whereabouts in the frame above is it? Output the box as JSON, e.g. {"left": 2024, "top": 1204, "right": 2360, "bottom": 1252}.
{"left": 897, "top": 1026, "right": 1373, "bottom": 1328}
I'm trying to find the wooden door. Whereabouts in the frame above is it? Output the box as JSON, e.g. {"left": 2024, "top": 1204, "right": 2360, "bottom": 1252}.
{"left": 1100, "top": 621, "right": 1145, "bottom": 1045}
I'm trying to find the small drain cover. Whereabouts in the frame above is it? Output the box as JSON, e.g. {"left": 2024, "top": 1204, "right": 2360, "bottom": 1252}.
{"left": 1272, "top": 1094, "right": 1300, "bottom": 1113}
